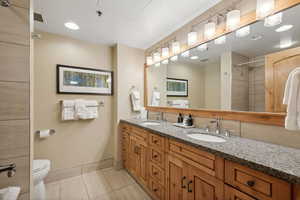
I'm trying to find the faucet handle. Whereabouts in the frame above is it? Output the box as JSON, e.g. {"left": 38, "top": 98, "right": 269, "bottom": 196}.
{"left": 223, "top": 129, "right": 231, "bottom": 137}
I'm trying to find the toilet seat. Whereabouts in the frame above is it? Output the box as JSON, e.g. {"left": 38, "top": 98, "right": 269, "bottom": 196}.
{"left": 33, "top": 160, "right": 50, "bottom": 174}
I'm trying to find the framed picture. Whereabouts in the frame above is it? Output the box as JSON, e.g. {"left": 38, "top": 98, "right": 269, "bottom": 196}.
{"left": 167, "top": 78, "right": 188, "bottom": 97}
{"left": 57, "top": 65, "right": 113, "bottom": 95}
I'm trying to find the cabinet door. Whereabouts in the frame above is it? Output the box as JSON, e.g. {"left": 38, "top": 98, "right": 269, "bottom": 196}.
{"left": 166, "top": 155, "right": 189, "bottom": 200}
{"left": 224, "top": 185, "right": 256, "bottom": 200}
{"left": 128, "top": 137, "right": 140, "bottom": 178}
{"left": 139, "top": 143, "right": 148, "bottom": 186}
{"left": 187, "top": 165, "right": 224, "bottom": 200}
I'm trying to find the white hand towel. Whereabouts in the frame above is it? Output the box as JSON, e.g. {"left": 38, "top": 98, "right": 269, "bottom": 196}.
{"left": 283, "top": 68, "right": 300, "bottom": 130}
{"left": 62, "top": 100, "right": 75, "bottom": 120}
{"left": 130, "top": 91, "right": 141, "bottom": 111}
{"left": 85, "top": 100, "right": 98, "bottom": 119}
{"left": 151, "top": 91, "right": 161, "bottom": 106}
{"left": 75, "top": 99, "right": 89, "bottom": 119}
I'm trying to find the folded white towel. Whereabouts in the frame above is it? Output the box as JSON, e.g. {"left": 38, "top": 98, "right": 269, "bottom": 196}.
{"left": 0, "top": 187, "right": 20, "bottom": 200}
{"left": 62, "top": 100, "right": 75, "bottom": 107}
{"left": 283, "top": 68, "right": 300, "bottom": 130}
{"left": 151, "top": 91, "right": 161, "bottom": 106}
{"left": 130, "top": 90, "right": 141, "bottom": 111}
{"left": 62, "top": 100, "right": 75, "bottom": 120}
{"left": 75, "top": 99, "right": 89, "bottom": 119}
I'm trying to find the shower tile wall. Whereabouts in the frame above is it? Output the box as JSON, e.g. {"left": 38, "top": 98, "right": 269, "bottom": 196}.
{"left": 249, "top": 57, "right": 265, "bottom": 112}
{"left": 0, "top": 0, "right": 30, "bottom": 197}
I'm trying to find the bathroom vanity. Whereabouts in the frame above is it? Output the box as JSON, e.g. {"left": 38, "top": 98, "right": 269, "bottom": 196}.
{"left": 120, "top": 119, "right": 300, "bottom": 200}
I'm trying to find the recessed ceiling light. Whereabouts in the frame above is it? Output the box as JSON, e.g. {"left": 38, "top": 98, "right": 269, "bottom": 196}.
{"left": 64, "top": 22, "right": 80, "bottom": 30}
{"left": 236, "top": 26, "right": 250, "bottom": 38}
{"left": 276, "top": 25, "right": 293, "bottom": 32}
{"left": 251, "top": 35, "right": 263, "bottom": 41}
{"left": 162, "top": 59, "right": 169, "bottom": 65}
{"left": 279, "top": 39, "right": 293, "bottom": 49}
{"left": 190, "top": 56, "right": 199, "bottom": 60}
{"left": 264, "top": 12, "right": 282, "bottom": 27}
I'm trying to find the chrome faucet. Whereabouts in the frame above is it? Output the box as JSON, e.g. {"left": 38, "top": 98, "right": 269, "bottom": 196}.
{"left": 210, "top": 117, "right": 222, "bottom": 134}
{"left": 0, "top": 161, "right": 16, "bottom": 177}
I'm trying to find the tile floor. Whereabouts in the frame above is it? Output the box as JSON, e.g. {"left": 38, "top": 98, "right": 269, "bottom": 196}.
{"left": 46, "top": 168, "right": 152, "bottom": 200}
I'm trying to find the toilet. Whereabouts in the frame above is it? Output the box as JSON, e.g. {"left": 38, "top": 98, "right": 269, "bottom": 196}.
{"left": 33, "top": 160, "right": 51, "bottom": 200}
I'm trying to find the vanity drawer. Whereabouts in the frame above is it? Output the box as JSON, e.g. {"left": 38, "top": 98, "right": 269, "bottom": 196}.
{"left": 149, "top": 162, "right": 165, "bottom": 185}
{"left": 121, "top": 123, "right": 131, "bottom": 133}
{"left": 149, "top": 147, "right": 165, "bottom": 169}
{"left": 168, "top": 139, "right": 224, "bottom": 179}
{"left": 225, "top": 160, "right": 291, "bottom": 200}
{"left": 149, "top": 133, "right": 165, "bottom": 151}
{"left": 225, "top": 185, "right": 256, "bottom": 200}
{"left": 149, "top": 178, "right": 165, "bottom": 200}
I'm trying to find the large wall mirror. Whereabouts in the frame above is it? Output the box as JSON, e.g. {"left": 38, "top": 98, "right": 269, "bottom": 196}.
{"left": 146, "top": 4, "right": 300, "bottom": 119}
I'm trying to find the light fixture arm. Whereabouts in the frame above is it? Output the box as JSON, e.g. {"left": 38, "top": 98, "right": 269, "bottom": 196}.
{"left": 1, "top": 0, "right": 10, "bottom": 7}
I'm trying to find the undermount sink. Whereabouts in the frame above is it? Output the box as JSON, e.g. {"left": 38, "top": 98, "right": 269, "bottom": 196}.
{"left": 141, "top": 121, "right": 161, "bottom": 126}
{"left": 187, "top": 133, "right": 226, "bottom": 143}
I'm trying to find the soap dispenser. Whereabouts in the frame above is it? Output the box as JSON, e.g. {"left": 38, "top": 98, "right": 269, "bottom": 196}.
{"left": 187, "top": 114, "right": 193, "bottom": 126}
{"left": 177, "top": 113, "right": 183, "bottom": 123}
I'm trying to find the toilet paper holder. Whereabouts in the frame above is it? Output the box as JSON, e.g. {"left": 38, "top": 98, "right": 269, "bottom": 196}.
{"left": 35, "top": 129, "right": 56, "bottom": 135}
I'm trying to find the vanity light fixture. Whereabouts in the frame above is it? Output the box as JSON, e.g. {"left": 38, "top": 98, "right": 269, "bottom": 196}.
{"left": 276, "top": 24, "right": 293, "bottom": 32}
{"left": 188, "top": 31, "right": 198, "bottom": 46}
{"left": 227, "top": 10, "right": 241, "bottom": 31}
{"left": 190, "top": 56, "right": 199, "bottom": 60}
{"left": 64, "top": 22, "right": 80, "bottom": 30}
{"left": 172, "top": 41, "right": 181, "bottom": 54}
{"left": 236, "top": 26, "right": 250, "bottom": 38}
{"left": 162, "top": 59, "right": 169, "bottom": 65}
{"left": 153, "top": 52, "right": 161, "bottom": 62}
{"left": 170, "top": 55, "right": 178, "bottom": 62}
{"left": 155, "top": 62, "right": 161, "bottom": 67}
{"left": 181, "top": 50, "right": 190, "bottom": 58}
{"left": 204, "top": 22, "right": 216, "bottom": 39}
{"left": 264, "top": 12, "right": 282, "bottom": 27}
{"left": 146, "top": 56, "right": 153, "bottom": 66}
{"left": 162, "top": 47, "right": 169, "bottom": 58}
{"left": 197, "top": 43, "right": 208, "bottom": 52}
{"left": 256, "top": 0, "right": 275, "bottom": 19}
{"left": 214, "top": 36, "right": 226, "bottom": 45}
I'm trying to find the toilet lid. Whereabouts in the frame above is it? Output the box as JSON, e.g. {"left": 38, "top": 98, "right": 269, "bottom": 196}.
{"left": 33, "top": 160, "right": 50, "bottom": 173}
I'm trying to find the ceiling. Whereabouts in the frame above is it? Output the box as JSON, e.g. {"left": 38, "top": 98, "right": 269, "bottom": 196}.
{"left": 34, "top": 0, "right": 221, "bottom": 49}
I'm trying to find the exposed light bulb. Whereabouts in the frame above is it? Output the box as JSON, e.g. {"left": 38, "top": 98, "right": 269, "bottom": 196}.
{"left": 214, "top": 36, "right": 226, "bottom": 45}
{"left": 146, "top": 56, "right": 153, "bottom": 66}
{"left": 236, "top": 26, "right": 250, "bottom": 38}
{"left": 64, "top": 22, "right": 80, "bottom": 30}
{"left": 264, "top": 12, "right": 282, "bottom": 27}
{"left": 171, "top": 55, "right": 178, "bottom": 62}
{"left": 155, "top": 63, "right": 161, "bottom": 67}
{"left": 181, "top": 50, "right": 190, "bottom": 58}
{"left": 172, "top": 41, "right": 181, "bottom": 54}
{"left": 276, "top": 24, "right": 293, "bottom": 32}
{"left": 190, "top": 56, "right": 199, "bottom": 60}
{"left": 162, "top": 47, "right": 169, "bottom": 58}
{"left": 204, "top": 22, "right": 216, "bottom": 39}
{"left": 256, "top": 0, "right": 275, "bottom": 19}
{"left": 227, "top": 10, "right": 241, "bottom": 31}
{"left": 153, "top": 52, "right": 161, "bottom": 62}
{"left": 197, "top": 43, "right": 208, "bottom": 51}
{"left": 188, "top": 31, "right": 198, "bottom": 46}
{"left": 162, "top": 59, "right": 169, "bottom": 65}
{"left": 280, "top": 38, "right": 293, "bottom": 49}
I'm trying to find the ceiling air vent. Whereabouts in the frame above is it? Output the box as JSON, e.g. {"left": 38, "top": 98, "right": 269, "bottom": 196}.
{"left": 34, "top": 12, "right": 45, "bottom": 23}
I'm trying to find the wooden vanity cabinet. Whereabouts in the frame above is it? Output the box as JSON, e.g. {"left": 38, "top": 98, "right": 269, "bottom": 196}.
{"left": 121, "top": 122, "right": 297, "bottom": 200}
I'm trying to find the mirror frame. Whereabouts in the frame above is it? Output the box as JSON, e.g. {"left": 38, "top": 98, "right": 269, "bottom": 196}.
{"left": 144, "top": 0, "right": 300, "bottom": 126}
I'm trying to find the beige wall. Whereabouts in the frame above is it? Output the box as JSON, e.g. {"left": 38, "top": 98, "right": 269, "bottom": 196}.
{"left": 0, "top": 0, "right": 31, "bottom": 197}
{"left": 167, "top": 62, "right": 205, "bottom": 108}
{"left": 112, "top": 44, "right": 145, "bottom": 168}
{"left": 203, "top": 61, "right": 220, "bottom": 109}
{"left": 34, "top": 32, "right": 114, "bottom": 175}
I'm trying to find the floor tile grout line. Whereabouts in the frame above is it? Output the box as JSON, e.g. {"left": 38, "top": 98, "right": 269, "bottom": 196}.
{"left": 81, "top": 174, "right": 93, "bottom": 200}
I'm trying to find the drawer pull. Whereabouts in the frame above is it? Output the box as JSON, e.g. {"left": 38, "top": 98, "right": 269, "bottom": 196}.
{"left": 181, "top": 176, "right": 187, "bottom": 188}
{"left": 246, "top": 180, "right": 256, "bottom": 187}
{"left": 153, "top": 188, "right": 158, "bottom": 192}
{"left": 153, "top": 154, "right": 158, "bottom": 158}
{"left": 153, "top": 171, "right": 158, "bottom": 175}
{"left": 153, "top": 140, "right": 158, "bottom": 144}
{"left": 187, "top": 180, "right": 193, "bottom": 193}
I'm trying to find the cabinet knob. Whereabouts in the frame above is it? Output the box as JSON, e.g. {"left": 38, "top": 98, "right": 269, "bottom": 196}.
{"left": 153, "top": 140, "right": 158, "bottom": 144}
{"left": 153, "top": 171, "right": 158, "bottom": 175}
{"left": 153, "top": 154, "right": 158, "bottom": 158}
{"left": 246, "top": 180, "right": 255, "bottom": 187}
{"left": 153, "top": 188, "right": 158, "bottom": 192}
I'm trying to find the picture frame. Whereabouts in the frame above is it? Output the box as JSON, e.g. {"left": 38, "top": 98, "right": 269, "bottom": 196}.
{"left": 167, "top": 78, "right": 188, "bottom": 97}
{"left": 57, "top": 64, "right": 113, "bottom": 95}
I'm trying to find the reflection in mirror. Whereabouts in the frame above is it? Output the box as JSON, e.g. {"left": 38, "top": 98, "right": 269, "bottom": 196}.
{"left": 147, "top": 4, "right": 300, "bottom": 113}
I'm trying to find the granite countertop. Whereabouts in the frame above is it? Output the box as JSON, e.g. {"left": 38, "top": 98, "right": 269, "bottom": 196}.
{"left": 121, "top": 118, "right": 300, "bottom": 184}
